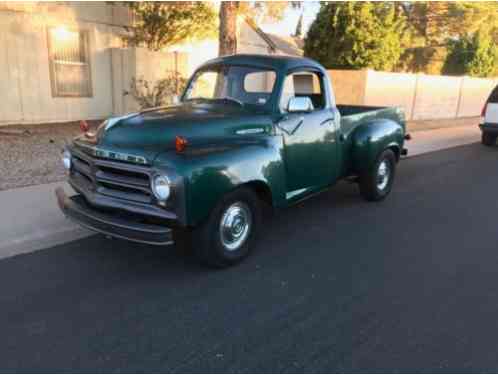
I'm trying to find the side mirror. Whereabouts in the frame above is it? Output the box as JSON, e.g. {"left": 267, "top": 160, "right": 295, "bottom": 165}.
{"left": 287, "top": 97, "right": 314, "bottom": 113}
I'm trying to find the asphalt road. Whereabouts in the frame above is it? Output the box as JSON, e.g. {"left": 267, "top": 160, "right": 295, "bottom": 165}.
{"left": 2, "top": 142, "right": 498, "bottom": 372}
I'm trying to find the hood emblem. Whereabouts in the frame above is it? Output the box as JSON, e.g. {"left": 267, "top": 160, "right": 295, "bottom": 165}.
{"left": 75, "top": 142, "right": 148, "bottom": 165}
{"left": 236, "top": 128, "right": 264, "bottom": 135}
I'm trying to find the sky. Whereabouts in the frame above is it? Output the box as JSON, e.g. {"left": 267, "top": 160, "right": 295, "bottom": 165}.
{"left": 259, "top": 1, "right": 321, "bottom": 37}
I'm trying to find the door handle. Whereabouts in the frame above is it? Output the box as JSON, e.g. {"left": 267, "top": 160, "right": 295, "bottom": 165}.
{"left": 290, "top": 117, "right": 304, "bottom": 134}
{"left": 276, "top": 116, "right": 304, "bottom": 135}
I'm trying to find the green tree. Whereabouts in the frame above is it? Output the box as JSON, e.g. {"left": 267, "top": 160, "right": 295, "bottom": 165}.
{"left": 128, "top": 2, "right": 216, "bottom": 51}
{"left": 397, "top": 2, "right": 498, "bottom": 46}
{"left": 304, "top": 2, "right": 406, "bottom": 71}
{"left": 396, "top": 2, "right": 498, "bottom": 73}
{"left": 443, "top": 29, "right": 498, "bottom": 78}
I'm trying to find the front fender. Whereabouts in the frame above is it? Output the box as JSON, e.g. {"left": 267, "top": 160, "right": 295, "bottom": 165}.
{"left": 176, "top": 136, "right": 286, "bottom": 226}
{"left": 352, "top": 119, "right": 404, "bottom": 173}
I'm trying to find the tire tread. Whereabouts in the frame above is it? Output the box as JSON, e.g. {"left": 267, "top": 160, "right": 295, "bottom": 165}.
{"left": 359, "top": 149, "right": 396, "bottom": 202}
{"left": 192, "top": 187, "right": 261, "bottom": 268}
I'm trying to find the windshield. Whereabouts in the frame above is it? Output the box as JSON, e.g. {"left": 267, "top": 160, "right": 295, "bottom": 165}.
{"left": 183, "top": 65, "right": 277, "bottom": 108}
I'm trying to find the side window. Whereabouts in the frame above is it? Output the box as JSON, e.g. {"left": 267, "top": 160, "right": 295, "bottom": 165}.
{"left": 280, "top": 71, "right": 325, "bottom": 112}
{"left": 242, "top": 70, "right": 276, "bottom": 106}
{"left": 188, "top": 71, "right": 224, "bottom": 99}
{"left": 244, "top": 71, "right": 276, "bottom": 93}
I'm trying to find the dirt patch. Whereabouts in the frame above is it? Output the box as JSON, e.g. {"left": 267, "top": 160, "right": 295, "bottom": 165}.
{"left": 0, "top": 121, "right": 101, "bottom": 191}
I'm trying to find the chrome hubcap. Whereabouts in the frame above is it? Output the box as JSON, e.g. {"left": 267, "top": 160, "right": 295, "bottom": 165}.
{"left": 377, "top": 160, "right": 390, "bottom": 191}
{"left": 220, "top": 202, "right": 252, "bottom": 251}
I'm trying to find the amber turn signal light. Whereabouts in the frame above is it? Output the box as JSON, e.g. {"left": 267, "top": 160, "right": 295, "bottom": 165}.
{"left": 175, "top": 136, "right": 188, "bottom": 153}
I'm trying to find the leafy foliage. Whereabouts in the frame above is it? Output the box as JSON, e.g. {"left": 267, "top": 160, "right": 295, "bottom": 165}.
{"left": 129, "top": 72, "right": 188, "bottom": 110}
{"left": 305, "top": 1, "right": 498, "bottom": 76}
{"left": 396, "top": 2, "right": 498, "bottom": 75}
{"left": 237, "top": 1, "right": 303, "bottom": 24}
{"left": 304, "top": 2, "right": 406, "bottom": 71}
{"left": 443, "top": 29, "right": 498, "bottom": 78}
{"left": 128, "top": 2, "right": 216, "bottom": 51}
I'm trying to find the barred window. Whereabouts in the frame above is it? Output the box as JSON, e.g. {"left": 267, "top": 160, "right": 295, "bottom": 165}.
{"left": 48, "top": 27, "right": 92, "bottom": 97}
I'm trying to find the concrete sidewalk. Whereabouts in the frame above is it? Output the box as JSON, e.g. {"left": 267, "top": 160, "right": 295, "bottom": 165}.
{"left": 0, "top": 122, "right": 483, "bottom": 260}
{"left": 407, "top": 124, "right": 481, "bottom": 157}
{"left": 0, "top": 182, "right": 90, "bottom": 259}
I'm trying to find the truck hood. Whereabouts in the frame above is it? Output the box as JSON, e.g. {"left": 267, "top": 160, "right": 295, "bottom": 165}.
{"left": 79, "top": 102, "right": 271, "bottom": 164}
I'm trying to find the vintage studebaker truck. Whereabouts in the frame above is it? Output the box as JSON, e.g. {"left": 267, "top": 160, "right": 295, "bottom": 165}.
{"left": 56, "top": 54, "right": 408, "bottom": 267}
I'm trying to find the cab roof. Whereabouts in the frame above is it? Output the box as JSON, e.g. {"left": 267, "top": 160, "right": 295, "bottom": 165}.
{"left": 198, "top": 54, "right": 325, "bottom": 73}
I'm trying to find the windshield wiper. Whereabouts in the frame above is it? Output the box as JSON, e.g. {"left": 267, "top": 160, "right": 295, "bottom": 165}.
{"left": 186, "top": 97, "right": 244, "bottom": 107}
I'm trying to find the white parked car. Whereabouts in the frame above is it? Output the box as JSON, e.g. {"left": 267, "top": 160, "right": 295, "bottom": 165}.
{"left": 480, "top": 85, "right": 498, "bottom": 146}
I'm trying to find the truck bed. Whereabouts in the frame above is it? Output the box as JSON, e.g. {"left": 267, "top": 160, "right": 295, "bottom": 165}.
{"left": 337, "top": 105, "right": 405, "bottom": 136}
{"left": 337, "top": 105, "right": 386, "bottom": 117}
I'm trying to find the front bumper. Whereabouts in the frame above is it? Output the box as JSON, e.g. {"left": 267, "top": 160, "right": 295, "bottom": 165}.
{"left": 56, "top": 187, "right": 174, "bottom": 246}
{"left": 479, "top": 123, "right": 498, "bottom": 134}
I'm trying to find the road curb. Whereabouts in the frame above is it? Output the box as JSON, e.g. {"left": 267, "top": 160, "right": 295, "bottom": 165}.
{"left": 0, "top": 225, "right": 92, "bottom": 260}
{"left": 0, "top": 182, "right": 92, "bottom": 260}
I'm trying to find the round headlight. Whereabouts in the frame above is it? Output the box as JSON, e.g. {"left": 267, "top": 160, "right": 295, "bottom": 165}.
{"left": 152, "top": 175, "right": 171, "bottom": 202}
{"left": 62, "top": 150, "right": 71, "bottom": 170}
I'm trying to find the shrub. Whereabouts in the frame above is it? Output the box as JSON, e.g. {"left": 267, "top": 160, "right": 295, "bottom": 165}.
{"left": 129, "top": 72, "right": 188, "bottom": 110}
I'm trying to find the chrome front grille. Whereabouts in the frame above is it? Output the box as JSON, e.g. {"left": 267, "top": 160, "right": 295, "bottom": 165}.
{"left": 70, "top": 149, "right": 153, "bottom": 204}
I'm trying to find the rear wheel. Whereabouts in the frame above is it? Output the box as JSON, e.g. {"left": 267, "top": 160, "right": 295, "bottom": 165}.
{"left": 192, "top": 187, "right": 262, "bottom": 268}
{"left": 359, "top": 149, "right": 396, "bottom": 202}
{"left": 482, "top": 132, "right": 496, "bottom": 146}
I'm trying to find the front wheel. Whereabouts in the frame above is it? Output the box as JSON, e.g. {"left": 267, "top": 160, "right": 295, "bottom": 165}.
{"left": 359, "top": 149, "right": 396, "bottom": 202}
{"left": 192, "top": 187, "right": 262, "bottom": 268}
{"left": 482, "top": 132, "right": 496, "bottom": 146}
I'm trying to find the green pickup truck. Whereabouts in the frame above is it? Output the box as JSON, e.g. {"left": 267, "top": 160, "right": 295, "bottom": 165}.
{"left": 56, "top": 54, "right": 408, "bottom": 267}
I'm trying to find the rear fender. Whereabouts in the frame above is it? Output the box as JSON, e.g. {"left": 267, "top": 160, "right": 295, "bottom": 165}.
{"left": 351, "top": 119, "right": 404, "bottom": 173}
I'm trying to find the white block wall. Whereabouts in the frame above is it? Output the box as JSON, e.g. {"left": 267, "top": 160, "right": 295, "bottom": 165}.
{"left": 329, "top": 69, "right": 498, "bottom": 120}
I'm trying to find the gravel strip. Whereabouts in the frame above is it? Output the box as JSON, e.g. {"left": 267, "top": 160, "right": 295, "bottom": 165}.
{"left": 0, "top": 121, "right": 101, "bottom": 191}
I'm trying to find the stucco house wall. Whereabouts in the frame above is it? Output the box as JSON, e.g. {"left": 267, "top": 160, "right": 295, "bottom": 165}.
{"left": 0, "top": 2, "right": 131, "bottom": 125}
{"left": 238, "top": 19, "right": 273, "bottom": 56}
{"left": 111, "top": 48, "right": 189, "bottom": 115}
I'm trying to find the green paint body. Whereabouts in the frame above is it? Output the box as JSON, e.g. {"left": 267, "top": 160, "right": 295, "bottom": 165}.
{"left": 73, "top": 55, "right": 406, "bottom": 227}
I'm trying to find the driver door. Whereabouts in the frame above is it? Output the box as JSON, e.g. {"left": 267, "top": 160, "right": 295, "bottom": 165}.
{"left": 278, "top": 70, "right": 339, "bottom": 199}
